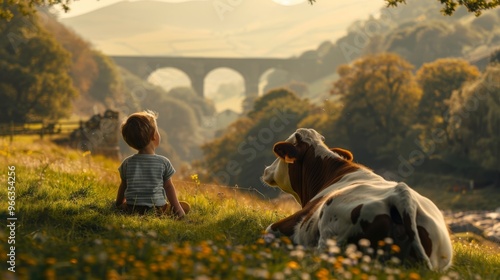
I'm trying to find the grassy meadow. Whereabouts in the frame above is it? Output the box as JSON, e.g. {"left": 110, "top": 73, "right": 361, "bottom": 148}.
{"left": 1, "top": 137, "right": 499, "bottom": 279}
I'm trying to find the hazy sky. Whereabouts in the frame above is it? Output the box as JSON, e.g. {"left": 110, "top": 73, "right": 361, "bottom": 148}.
{"left": 57, "top": 0, "right": 308, "bottom": 18}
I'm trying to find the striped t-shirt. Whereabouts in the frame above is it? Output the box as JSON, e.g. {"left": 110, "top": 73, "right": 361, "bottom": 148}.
{"left": 118, "top": 154, "right": 176, "bottom": 207}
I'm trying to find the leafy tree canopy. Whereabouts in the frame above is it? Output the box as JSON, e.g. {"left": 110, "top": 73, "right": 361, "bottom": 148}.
{"left": 250, "top": 87, "right": 301, "bottom": 118}
{"left": 0, "top": 1, "right": 69, "bottom": 21}
{"left": 446, "top": 64, "right": 500, "bottom": 173}
{"left": 0, "top": 5, "right": 77, "bottom": 123}
{"left": 416, "top": 58, "right": 480, "bottom": 127}
{"left": 331, "top": 53, "right": 422, "bottom": 164}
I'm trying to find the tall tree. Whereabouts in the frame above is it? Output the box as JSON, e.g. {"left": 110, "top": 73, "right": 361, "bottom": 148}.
{"left": 416, "top": 58, "right": 480, "bottom": 131}
{"left": 331, "top": 53, "right": 422, "bottom": 164}
{"left": 0, "top": 6, "right": 76, "bottom": 123}
{"left": 446, "top": 64, "right": 500, "bottom": 184}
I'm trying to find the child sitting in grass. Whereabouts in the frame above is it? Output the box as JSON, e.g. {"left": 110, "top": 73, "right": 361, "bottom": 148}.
{"left": 115, "top": 110, "right": 189, "bottom": 219}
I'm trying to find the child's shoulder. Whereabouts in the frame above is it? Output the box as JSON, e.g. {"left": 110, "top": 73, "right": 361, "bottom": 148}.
{"left": 153, "top": 154, "right": 172, "bottom": 164}
{"left": 121, "top": 154, "right": 171, "bottom": 165}
{"left": 119, "top": 154, "right": 134, "bottom": 165}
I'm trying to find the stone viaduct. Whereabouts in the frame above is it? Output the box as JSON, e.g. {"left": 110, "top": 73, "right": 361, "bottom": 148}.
{"left": 110, "top": 55, "right": 312, "bottom": 97}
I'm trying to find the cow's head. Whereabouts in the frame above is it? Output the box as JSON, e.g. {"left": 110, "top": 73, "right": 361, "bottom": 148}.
{"left": 262, "top": 128, "right": 354, "bottom": 206}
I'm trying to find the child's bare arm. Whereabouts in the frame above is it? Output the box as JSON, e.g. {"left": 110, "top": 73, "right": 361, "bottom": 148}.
{"left": 163, "top": 178, "right": 185, "bottom": 218}
{"left": 116, "top": 180, "right": 126, "bottom": 207}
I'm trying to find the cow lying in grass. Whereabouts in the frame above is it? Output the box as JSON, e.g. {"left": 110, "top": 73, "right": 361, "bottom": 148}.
{"left": 262, "top": 128, "right": 452, "bottom": 271}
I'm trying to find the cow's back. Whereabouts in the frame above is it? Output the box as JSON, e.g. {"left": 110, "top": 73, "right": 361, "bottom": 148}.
{"left": 308, "top": 175, "right": 452, "bottom": 271}
{"left": 410, "top": 189, "right": 453, "bottom": 270}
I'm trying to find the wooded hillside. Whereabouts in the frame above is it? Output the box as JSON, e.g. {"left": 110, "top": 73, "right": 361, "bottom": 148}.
{"left": 0, "top": 5, "right": 216, "bottom": 168}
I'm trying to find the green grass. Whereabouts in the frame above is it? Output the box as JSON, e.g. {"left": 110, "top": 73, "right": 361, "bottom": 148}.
{"left": 451, "top": 233, "right": 500, "bottom": 279}
{"left": 0, "top": 137, "right": 499, "bottom": 279}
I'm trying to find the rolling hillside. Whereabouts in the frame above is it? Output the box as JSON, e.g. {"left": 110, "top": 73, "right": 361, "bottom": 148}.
{"left": 58, "top": 0, "right": 383, "bottom": 57}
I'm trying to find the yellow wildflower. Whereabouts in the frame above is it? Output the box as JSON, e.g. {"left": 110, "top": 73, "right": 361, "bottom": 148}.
{"left": 316, "top": 268, "right": 330, "bottom": 280}
{"left": 44, "top": 268, "right": 56, "bottom": 280}
{"left": 45, "top": 257, "right": 57, "bottom": 265}
{"left": 409, "top": 272, "right": 421, "bottom": 280}
{"left": 351, "top": 267, "right": 360, "bottom": 275}
{"left": 281, "top": 236, "right": 292, "bottom": 244}
{"left": 287, "top": 261, "right": 300, "bottom": 269}
{"left": 391, "top": 244, "right": 401, "bottom": 253}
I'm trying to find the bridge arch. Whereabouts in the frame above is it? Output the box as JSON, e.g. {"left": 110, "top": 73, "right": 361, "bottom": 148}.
{"left": 205, "top": 67, "right": 245, "bottom": 112}
{"left": 110, "top": 56, "right": 307, "bottom": 98}
{"left": 259, "top": 68, "right": 292, "bottom": 95}
{"left": 148, "top": 67, "right": 191, "bottom": 92}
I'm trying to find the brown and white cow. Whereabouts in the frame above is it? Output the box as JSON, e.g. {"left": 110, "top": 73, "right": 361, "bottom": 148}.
{"left": 262, "top": 128, "right": 452, "bottom": 271}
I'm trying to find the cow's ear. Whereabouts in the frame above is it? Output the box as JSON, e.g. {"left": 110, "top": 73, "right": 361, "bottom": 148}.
{"left": 331, "top": 148, "right": 353, "bottom": 161}
{"left": 274, "top": 142, "right": 298, "bottom": 164}
{"left": 295, "top": 132, "right": 303, "bottom": 143}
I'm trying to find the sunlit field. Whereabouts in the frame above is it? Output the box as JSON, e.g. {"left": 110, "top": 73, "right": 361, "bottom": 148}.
{"left": 1, "top": 137, "right": 499, "bottom": 279}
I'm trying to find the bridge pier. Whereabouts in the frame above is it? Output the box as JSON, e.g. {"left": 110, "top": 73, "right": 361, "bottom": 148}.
{"left": 244, "top": 76, "right": 260, "bottom": 97}
{"left": 189, "top": 75, "right": 205, "bottom": 97}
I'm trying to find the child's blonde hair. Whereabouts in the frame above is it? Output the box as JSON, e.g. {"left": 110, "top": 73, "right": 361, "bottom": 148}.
{"left": 121, "top": 110, "right": 158, "bottom": 150}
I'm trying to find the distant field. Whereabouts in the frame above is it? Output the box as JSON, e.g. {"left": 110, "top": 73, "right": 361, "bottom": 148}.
{"left": 0, "top": 137, "right": 499, "bottom": 279}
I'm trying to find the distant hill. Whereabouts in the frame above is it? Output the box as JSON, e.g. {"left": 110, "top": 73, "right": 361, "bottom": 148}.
{"left": 58, "top": 0, "right": 383, "bottom": 58}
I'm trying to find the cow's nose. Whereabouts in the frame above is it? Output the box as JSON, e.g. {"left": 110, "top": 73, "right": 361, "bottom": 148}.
{"left": 262, "top": 166, "right": 276, "bottom": 186}
{"left": 263, "top": 165, "right": 272, "bottom": 175}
